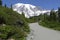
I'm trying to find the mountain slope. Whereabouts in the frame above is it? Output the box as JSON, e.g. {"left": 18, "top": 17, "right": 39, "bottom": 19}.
{"left": 13, "top": 3, "right": 50, "bottom": 18}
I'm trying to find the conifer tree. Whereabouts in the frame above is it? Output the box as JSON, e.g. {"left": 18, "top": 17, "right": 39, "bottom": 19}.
{"left": 43, "top": 13, "right": 48, "bottom": 21}
{"left": 0, "top": 0, "right": 2, "bottom": 5}
{"left": 58, "top": 7, "right": 60, "bottom": 22}
{"left": 5, "top": 4, "right": 7, "bottom": 7}
{"left": 11, "top": 4, "right": 12, "bottom": 9}
{"left": 50, "top": 9, "right": 56, "bottom": 21}
{"left": 22, "top": 12, "right": 25, "bottom": 18}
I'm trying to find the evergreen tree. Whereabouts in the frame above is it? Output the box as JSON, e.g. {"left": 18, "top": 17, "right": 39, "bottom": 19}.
{"left": 22, "top": 12, "right": 25, "bottom": 18}
{"left": 38, "top": 14, "right": 43, "bottom": 20}
{"left": 50, "top": 9, "right": 57, "bottom": 21}
{"left": 11, "top": 4, "right": 12, "bottom": 9}
{"left": 58, "top": 7, "right": 60, "bottom": 22}
{"left": 4, "top": 4, "right": 7, "bottom": 8}
{"left": 43, "top": 13, "right": 48, "bottom": 21}
{"left": 0, "top": 16, "right": 6, "bottom": 24}
{"left": 0, "top": 0, "right": 2, "bottom": 5}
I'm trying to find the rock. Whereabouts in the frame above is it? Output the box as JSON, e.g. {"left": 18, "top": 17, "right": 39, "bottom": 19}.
{"left": 16, "top": 20, "right": 24, "bottom": 25}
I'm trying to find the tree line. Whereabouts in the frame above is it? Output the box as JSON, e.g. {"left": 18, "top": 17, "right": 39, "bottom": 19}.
{"left": 41, "top": 8, "right": 60, "bottom": 23}
{"left": 0, "top": 0, "right": 12, "bottom": 8}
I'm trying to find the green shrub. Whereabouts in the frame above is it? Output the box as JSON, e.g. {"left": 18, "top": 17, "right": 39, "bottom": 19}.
{"left": 0, "top": 6, "right": 30, "bottom": 40}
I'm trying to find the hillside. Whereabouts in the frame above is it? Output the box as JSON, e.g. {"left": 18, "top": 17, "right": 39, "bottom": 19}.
{"left": 0, "top": 6, "right": 30, "bottom": 40}
{"left": 39, "top": 8, "right": 60, "bottom": 31}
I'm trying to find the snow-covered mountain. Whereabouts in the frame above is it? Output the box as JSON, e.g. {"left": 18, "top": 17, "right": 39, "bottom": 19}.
{"left": 12, "top": 3, "right": 51, "bottom": 18}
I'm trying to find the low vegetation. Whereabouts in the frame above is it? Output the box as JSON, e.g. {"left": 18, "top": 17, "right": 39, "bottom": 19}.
{"left": 39, "top": 8, "right": 60, "bottom": 31}
{"left": 25, "top": 15, "right": 41, "bottom": 23}
{"left": 0, "top": 6, "right": 30, "bottom": 40}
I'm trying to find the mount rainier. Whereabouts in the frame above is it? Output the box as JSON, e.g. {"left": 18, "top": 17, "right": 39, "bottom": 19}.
{"left": 12, "top": 3, "right": 54, "bottom": 18}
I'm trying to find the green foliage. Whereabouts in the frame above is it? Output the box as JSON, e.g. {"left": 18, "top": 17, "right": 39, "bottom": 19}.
{"left": 11, "top": 4, "right": 12, "bottom": 9}
{"left": 0, "top": 6, "right": 30, "bottom": 40}
{"left": 0, "top": 16, "right": 6, "bottom": 24}
{"left": 22, "top": 12, "right": 25, "bottom": 18}
{"left": 39, "top": 8, "right": 60, "bottom": 31}
{"left": 25, "top": 15, "right": 42, "bottom": 23}
{"left": 58, "top": 7, "right": 60, "bottom": 22}
{"left": 50, "top": 9, "right": 57, "bottom": 21}
{"left": 39, "top": 21, "right": 60, "bottom": 31}
{"left": 0, "top": 25, "right": 28, "bottom": 40}
{"left": 4, "top": 4, "right": 7, "bottom": 8}
{"left": 0, "top": 0, "right": 2, "bottom": 5}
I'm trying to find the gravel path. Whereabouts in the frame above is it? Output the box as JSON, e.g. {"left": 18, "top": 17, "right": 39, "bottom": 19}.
{"left": 26, "top": 23, "right": 60, "bottom": 40}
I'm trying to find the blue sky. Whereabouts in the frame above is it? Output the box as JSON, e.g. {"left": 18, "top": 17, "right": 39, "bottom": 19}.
{"left": 2, "top": 0, "right": 60, "bottom": 10}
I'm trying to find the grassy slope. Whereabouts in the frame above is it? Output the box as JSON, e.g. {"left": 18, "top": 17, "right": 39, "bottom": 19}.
{"left": 0, "top": 6, "right": 30, "bottom": 40}
{"left": 38, "top": 14, "right": 60, "bottom": 31}
{"left": 39, "top": 21, "right": 60, "bottom": 31}
{"left": 25, "top": 16, "right": 41, "bottom": 23}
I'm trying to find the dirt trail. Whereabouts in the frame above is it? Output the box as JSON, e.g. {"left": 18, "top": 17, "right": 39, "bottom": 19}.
{"left": 27, "top": 23, "right": 60, "bottom": 40}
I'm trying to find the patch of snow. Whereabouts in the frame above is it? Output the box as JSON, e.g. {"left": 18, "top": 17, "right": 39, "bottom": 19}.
{"left": 13, "top": 3, "right": 57, "bottom": 18}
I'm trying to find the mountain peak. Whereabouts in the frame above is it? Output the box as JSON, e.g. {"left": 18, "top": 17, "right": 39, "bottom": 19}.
{"left": 13, "top": 3, "right": 36, "bottom": 9}
{"left": 13, "top": 3, "right": 50, "bottom": 18}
